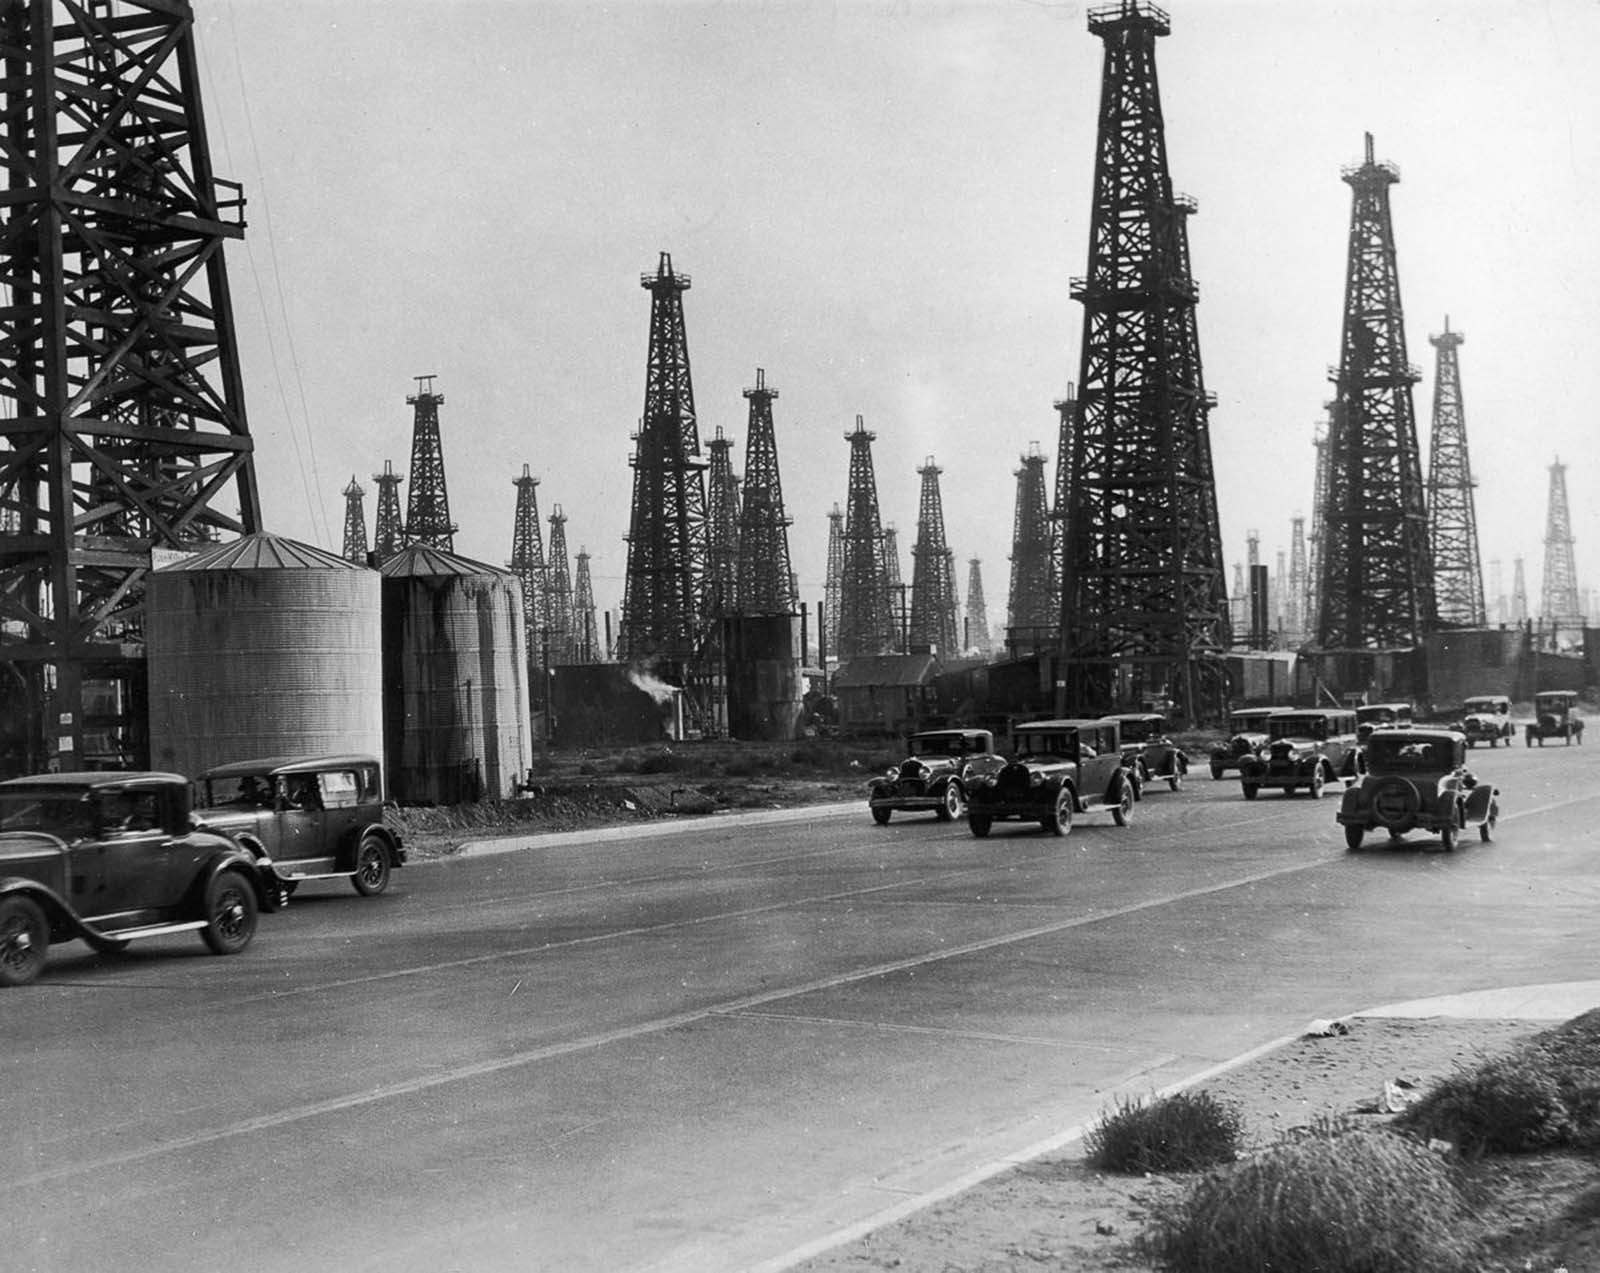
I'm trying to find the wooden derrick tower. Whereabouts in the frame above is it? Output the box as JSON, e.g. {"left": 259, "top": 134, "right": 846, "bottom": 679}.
{"left": 909, "top": 457, "right": 959, "bottom": 655}
{"left": 620, "top": 253, "right": 708, "bottom": 675}
{"left": 705, "top": 425, "right": 740, "bottom": 620}
{"left": 836, "top": 417, "right": 896, "bottom": 659}
{"left": 403, "top": 376, "right": 455, "bottom": 551}
{"left": 823, "top": 503, "right": 844, "bottom": 656}
{"left": 1426, "top": 318, "right": 1486, "bottom": 626}
{"left": 1007, "top": 444, "right": 1057, "bottom": 647}
{"left": 341, "top": 478, "right": 368, "bottom": 564}
{"left": 1061, "top": 0, "right": 1228, "bottom": 720}
{"left": 545, "top": 505, "right": 575, "bottom": 665}
{"left": 735, "top": 369, "right": 796, "bottom": 614}
{"left": 372, "top": 460, "right": 405, "bottom": 562}
{"left": 1539, "top": 458, "right": 1582, "bottom": 638}
{"left": 573, "top": 548, "right": 599, "bottom": 663}
{"left": 0, "top": 1, "right": 262, "bottom": 774}
{"left": 509, "top": 464, "right": 548, "bottom": 661}
{"left": 1315, "top": 135, "right": 1435, "bottom": 648}
{"left": 964, "top": 558, "right": 995, "bottom": 657}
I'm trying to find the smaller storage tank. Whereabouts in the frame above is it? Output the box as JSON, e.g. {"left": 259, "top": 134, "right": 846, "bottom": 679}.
{"left": 380, "top": 544, "right": 530, "bottom": 804}
{"left": 724, "top": 614, "right": 804, "bottom": 740}
{"left": 147, "top": 533, "right": 383, "bottom": 777}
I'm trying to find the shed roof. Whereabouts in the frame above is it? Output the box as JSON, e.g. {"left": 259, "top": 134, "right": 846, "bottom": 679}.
{"left": 154, "top": 532, "right": 363, "bottom": 572}
{"left": 378, "top": 542, "right": 515, "bottom": 580}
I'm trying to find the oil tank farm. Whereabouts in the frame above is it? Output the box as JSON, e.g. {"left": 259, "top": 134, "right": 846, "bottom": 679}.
{"left": 146, "top": 534, "right": 383, "bottom": 777}
{"left": 379, "top": 543, "right": 530, "bottom": 804}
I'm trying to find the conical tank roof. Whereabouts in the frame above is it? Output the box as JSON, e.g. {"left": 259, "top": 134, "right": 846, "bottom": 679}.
{"left": 378, "top": 542, "right": 515, "bottom": 580}
{"left": 154, "top": 532, "right": 365, "bottom": 572}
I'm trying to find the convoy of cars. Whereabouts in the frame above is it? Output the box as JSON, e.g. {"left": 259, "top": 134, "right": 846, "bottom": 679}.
{"left": 3, "top": 691, "right": 1583, "bottom": 984}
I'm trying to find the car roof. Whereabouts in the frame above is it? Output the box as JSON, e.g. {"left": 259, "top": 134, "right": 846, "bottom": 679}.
{"left": 1535, "top": 690, "right": 1578, "bottom": 699}
{"left": 0, "top": 771, "right": 188, "bottom": 790}
{"left": 1463, "top": 695, "right": 1509, "bottom": 703}
{"left": 200, "top": 754, "right": 382, "bottom": 779}
{"left": 1108, "top": 712, "right": 1163, "bottom": 722}
{"left": 1275, "top": 708, "right": 1351, "bottom": 718}
{"left": 1016, "top": 718, "right": 1112, "bottom": 731}
{"left": 1357, "top": 702, "right": 1412, "bottom": 712}
{"left": 1367, "top": 728, "right": 1465, "bottom": 745}
{"left": 911, "top": 728, "right": 990, "bottom": 739}
{"left": 1233, "top": 706, "right": 1290, "bottom": 715}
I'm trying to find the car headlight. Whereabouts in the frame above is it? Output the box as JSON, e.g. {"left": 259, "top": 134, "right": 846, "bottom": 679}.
{"left": 1030, "top": 772, "right": 1044, "bottom": 787}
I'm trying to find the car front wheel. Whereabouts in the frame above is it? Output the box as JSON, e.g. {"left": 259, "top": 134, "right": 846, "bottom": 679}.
{"left": 1210, "top": 762, "right": 1224, "bottom": 780}
{"left": 1308, "top": 768, "right": 1326, "bottom": 799}
{"left": 202, "top": 869, "right": 258, "bottom": 955}
{"left": 1242, "top": 782, "right": 1259, "bottom": 801}
{"left": 1112, "top": 781, "right": 1134, "bottom": 827}
{"left": 352, "top": 835, "right": 393, "bottom": 896}
{"left": 1043, "top": 789, "right": 1073, "bottom": 837}
{"left": 937, "top": 784, "right": 963, "bottom": 822}
{"left": 969, "top": 814, "right": 991, "bottom": 838}
{"left": 1481, "top": 801, "right": 1498, "bottom": 842}
{"left": 1439, "top": 823, "right": 1458, "bottom": 852}
{"left": 1344, "top": 825, "right": 1365, "bottom": 851}
{"left": 0, "top": 896, "right": 49, "bottom": 987}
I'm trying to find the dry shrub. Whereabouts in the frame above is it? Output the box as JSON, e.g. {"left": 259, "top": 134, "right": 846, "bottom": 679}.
{"left": 1141, "top": 1124, "right": 1474, "bottom": 1273}
{"left": 1084, "top": 1090, "right": 1244, "bottom": 1174}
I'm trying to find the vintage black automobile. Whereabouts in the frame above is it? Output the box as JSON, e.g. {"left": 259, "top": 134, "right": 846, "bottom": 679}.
{"left": 1455, "top": 694, "right": 1516, "bottom": 748}
{"left": 867, "top": 728, "right": 1003, "bottom": 824}
{"left": 1355, "top": 701, "right": 1414, "bottom": 744}
{"left": 1208, "top": 706, "right": 1289, "bottom": 780}
{"left": 197, "top": 754, "right": 405, "bottom": 896}
{"left": 1108, "top": 712, "right": 1188, "bottom": 792}
{"left": 1238, "top": 708, "right": 1361, "bottom": 799}
{"left": 965, "top": 719, "right": 1136, "bottom": 837}
{"left": 1337, "top": 728, "right": 1499, "bottom": 851}
{"left": 1526, "top": 690, "right": 1585, "bottom": 747}
{"left": 0, "top": 771, "right": 284, "bottom": 987}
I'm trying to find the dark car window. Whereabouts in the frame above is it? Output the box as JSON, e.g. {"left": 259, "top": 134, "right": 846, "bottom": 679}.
{"left": 279, "top": 775, "right": 322, "bottom": 812}
{"left": 95, "top": 790, "right": 159, "bottom": 833}
{"left": 321, "top": 771, "right": 359, "bottom": 809}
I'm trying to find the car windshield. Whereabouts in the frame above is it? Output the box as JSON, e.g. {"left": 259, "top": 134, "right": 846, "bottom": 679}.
{"left": 911, "top": 735, "right": 968, "bottom": 758}
{"left": 1366, "top": 737, "right": 1454, "bottom": 772}
{"left": 1463, "top": 699, "right": 1503, "bottom": 713}
{"left": 0, "top": 790, "right": 94, "bottom": 838}
{"left": 1119, "top": 718, "right": 1160, "bottom": 742}
{"left": 1268, "top": 716, "right": 1325, "bottom": 740}
{"left": 202, "top": 774, "right": 276, "bottom": 809}
{"left": 1015, "top": 732, "right": 1077, "bottom": 761}
{"left": 1229, "top": 713, "right": 1270, "bottom": 731}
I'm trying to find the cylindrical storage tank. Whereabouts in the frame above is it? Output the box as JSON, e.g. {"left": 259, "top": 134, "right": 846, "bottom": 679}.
{"left": 725, "top": 614, "right": 804, "bottom": 741}
{"left": 380, "top": 544, "right": 530, "bottom": 804}
{"left": 147, "top": 533, "right": 383, "bottom": 778}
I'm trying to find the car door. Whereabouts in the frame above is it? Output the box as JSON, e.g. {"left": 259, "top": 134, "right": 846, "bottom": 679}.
{"left": 84, "top": 788, "right": 173, "bottom": 922}
{"left": 273, "top": 774, "right": 328, "bottom": 870}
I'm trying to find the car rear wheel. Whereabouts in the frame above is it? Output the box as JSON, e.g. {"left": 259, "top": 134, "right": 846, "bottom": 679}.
{"left": 969, "top": 814, "right": 991, "bottom": 838}
{"left": 352, "top": 835, "right": 392, "bottom": 896}
{"left": 937, "top": 784, "right": 963, "bottom": 822}
{"left": 871, "top": 806, "right": 891, "bottom": 826}
{"left": 1481, "top": 801, "right": 1498, "bottom": 842}
{"left": 1308, "top": 768, "right": 1326, "bottom": 799}
{"left": 1242, "top": 782, "right": 1258, "bottom": 801}
{"left": 1344, "top": 825, "right": 1364, "bottom": 851}
{"left": 1167, "top": 770, "right": 1183, "bottom": 792}
{"left": 201, "top": 869, "right": 258, "bottom": 955}
{"left": 1439, "top": 822, "right": 1458, "bottom": 852}
{"left": 1210, "top": 762, "right": 1224, "bottom": 781}
{"left": 0, "top": 896, "right": 49, "bottom": 987}
{"left": 1043, "top": 789, "right": 1073, "bottom": 837}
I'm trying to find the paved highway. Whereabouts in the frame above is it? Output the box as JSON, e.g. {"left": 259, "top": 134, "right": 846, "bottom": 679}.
{"left": 5, "top": 741, "right": 1596, "bottom": 1273}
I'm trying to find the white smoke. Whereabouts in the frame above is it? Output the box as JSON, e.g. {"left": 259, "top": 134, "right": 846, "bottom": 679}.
{"left": 627, "top": 668, "right": 678, "bottom": 705}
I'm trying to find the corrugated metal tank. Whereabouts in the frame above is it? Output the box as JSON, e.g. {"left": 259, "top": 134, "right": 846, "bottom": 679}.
{"left": 380, "top": 544, "right": 530, "bottom": 804}
{"left": 725, "top": 614, "right": 804, "bottom": 740}
{"left": 147, "top": 533, "right": 383, "bottom": 778}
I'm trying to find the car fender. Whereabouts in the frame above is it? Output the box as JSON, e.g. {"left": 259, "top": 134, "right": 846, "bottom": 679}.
{"left": 189, "top": 846, "right": 286, "bottom": 915}
{"left": 0, "top": 877, "right": 130, "bottom": 953}
{"left": 1337, "top": 784, "right": 1363, "bottom": 818}
{"left": 339, "top": 821, "right": 404, "bottom": 868}
{"left": 1464, "top": 784, "right": 1497, "bottom": 823}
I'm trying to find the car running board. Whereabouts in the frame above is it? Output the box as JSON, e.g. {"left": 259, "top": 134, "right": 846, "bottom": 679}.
{"left": 92, "top": 919, "right": 209, "bottom": 942}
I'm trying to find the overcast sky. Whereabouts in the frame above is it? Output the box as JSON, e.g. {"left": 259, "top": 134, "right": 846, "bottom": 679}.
{"left": 196, "top": 0, "right": 1600, "bottom": 635}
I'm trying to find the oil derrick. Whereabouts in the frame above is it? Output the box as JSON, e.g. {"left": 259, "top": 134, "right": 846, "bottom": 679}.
{"left": 1286, "top": 515, "right": 1308, "bottom": 645}
{"left": 1007, "top": 444, "right": 1057, "bottom": 644}
{"left": 619, "top": 252, "right": 708, "bottom": 665}
{"left": 342, "top": 478, "right": 369, "bottom": 564}
{"left": 882, "top": 526, "right": 906, "bottom": 652}
{"left": 1061, "top": 0, "right": 1228, "bottom": 721}
{"left": 403, "top": 376, "right": 455, "bottom": 551}
{"left": 509, "top": 464, "right": 548, "bottom": 654}
{"left": 372, "top": 461, "right": 406, "bottom": 562}
{"left": 0, "top": 1, "right": 261, "bottom": 773}
{"left": 909, "top": 458, "right": 959, "bottom": 655}
{"left": 735, "top": 369, "right": 796, "bottom": 614}
{"left": 1539, "top": 458, "right": 1582, "bottom": 636}
{"left": 836, "top": 417, "right": 896, "bottom": 659}
{"left": 824, "top": 503, "right": 845, "bottom": 656}
{"left": 1489, "top": 558, "right": 1505, "bottom": 624}
{"left": 1305, "top": 416, "right": 1332, "bottom": 638}
{"left": 1511, "top": 556, "right": 1529, "bottom": 624}
{"left": 705, "top": 425, "right": 740, "bottom": 619}
{"left": 1315, "top": 134, "right": 1435, "bottom": 648}
{"left": 573, "top": 548, "right": 599, "bottom": 662}
{"left": 546, "top": 505, "right": 574, "bottom": 664}
{"left": 1051, "top": 386, "right": 1077, "bottom": 613}
{"left": 1246, "top": 529, "right": 1264, "bottom": 648}
{"left": 965, "top": 558, "right": 995, "bottom": 656}
{"left": 1426, "top": 318, "right": 1486, "bottom": 626}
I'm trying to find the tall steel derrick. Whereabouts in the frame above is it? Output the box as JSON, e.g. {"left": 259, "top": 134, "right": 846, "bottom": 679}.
{"left": 1511, "top": 556, "right": 1529, "bottom": 624}
{"left": 735, "top": 368, "right": 796, "bottom": 615}
{"left": 1539, "top": 458, "right": 1582, "bottom": 635}
{"left": 836, "top": 416, "right": 896, "bottom": 659}
{"left": 508, "top": 464, "right": 547, "bottom": 652}
{"left": 372, "top": 460, "right": 404, "bottom": 561}
{"left": 908, "top": 457, "right": 959, "bottom": 655}
{"left": 964, "top": 558, "right": 994, "bottom": 656}
{"left": 402, "top": 376, "right": 454, "bottom": 551}
{"left": 1051, "top": 386, "right": 1076, "bottom": 608}
{"left": 1060, "top": 1, "right": 1227, "bottom": 719}
{"left": 1315, "top": 135, "right": 1435, "bottom": 649}
{"left": 881, "top": 525, "right": 905, "bottom": 651}
{"left": 1304, "top": 413, "right": 1332, "bottom": 642}
{"left": 341, "top": 477, "right": 368, "bottom": 563}
{"left": 573, "top": 548, "right": 598, "bottom": 663}
{"left": 1006, "top": 444, "right": 1056, "bottom": 642}
{"left": 823, "top": 502, "right": 844, "bottom": 654}
{"left": 0, "top": 0, "right": 260, "bottom": 773}
{"left": 1286, "top": 514, "right": 1307, "bottom": 645}
{"left": 545, "top": 504, "right": 574, "bottom": 664}
{"left": 1425, "top": 318, "right": 1485, "bottom": 626}
{"left": 704, "top": 425, "right": 739, "bottom": 619}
